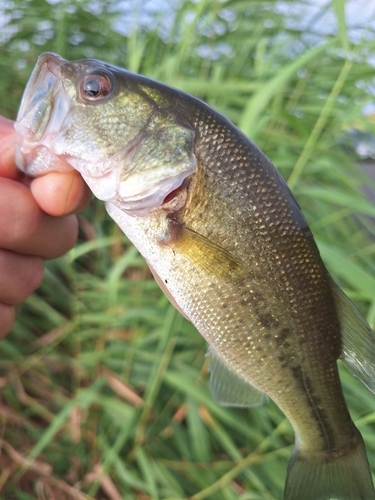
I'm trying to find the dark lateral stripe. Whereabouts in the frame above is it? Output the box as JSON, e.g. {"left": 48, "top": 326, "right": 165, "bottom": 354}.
{"left": 291, "top": 364, "right": 337, "bottom": 451}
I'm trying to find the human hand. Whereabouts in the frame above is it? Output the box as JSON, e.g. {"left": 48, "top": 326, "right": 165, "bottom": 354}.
{"left": 0, "top": 116, "right": 91, "bottom": 338}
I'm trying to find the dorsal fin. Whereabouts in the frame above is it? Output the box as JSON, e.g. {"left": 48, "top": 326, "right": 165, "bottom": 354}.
{"left": 331, "top": 280, "right": 375, "bottom": 394}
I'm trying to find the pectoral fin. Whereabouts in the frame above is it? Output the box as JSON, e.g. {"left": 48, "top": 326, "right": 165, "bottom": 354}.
{"left": 165, "top": 221, "right": 247, "bottom": 284}
{"left": 331, "top": 280, "right": 375, "bottom": 394}
{"left": 207, "top": 347, "right": 267, "bottom": 407}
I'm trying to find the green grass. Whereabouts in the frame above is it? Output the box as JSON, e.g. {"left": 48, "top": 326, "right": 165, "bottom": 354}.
{"left": 1, "top": 1, "right": 375, "bottom": 498}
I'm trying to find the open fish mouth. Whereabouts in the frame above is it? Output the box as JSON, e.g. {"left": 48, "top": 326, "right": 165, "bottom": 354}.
{"left": 14, "top": 53, "right": 73, "bottom": 176}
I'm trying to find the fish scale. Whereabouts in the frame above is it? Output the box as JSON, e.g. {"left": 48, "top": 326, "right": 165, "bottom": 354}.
{"left": 181, "top": 118, "right": 349, "bottom": 449}
{"left": 14, "top": 52, "right": 375, "bottom": 499}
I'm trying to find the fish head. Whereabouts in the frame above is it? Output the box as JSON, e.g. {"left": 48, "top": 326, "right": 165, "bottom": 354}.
{"left": 15, "top": 52, "right": 197, "bottom": 215}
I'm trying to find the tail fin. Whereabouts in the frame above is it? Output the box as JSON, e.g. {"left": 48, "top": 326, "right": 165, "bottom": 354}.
{"left": 284, "top": 431, "right": 375, "bottom": 500}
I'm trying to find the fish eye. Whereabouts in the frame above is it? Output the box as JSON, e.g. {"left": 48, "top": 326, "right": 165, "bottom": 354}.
{"left": 80, "top": 74, "right": 111, "bottom": 100}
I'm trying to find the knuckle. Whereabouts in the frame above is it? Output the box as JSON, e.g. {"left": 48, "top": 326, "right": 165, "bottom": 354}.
{"left": 23, "top": 257, "right": 45, "bottom": 296}
{"left": 48, "top": 215, "right": 79, "bottom": 259}
{"left": 0, "top": 184, "right": 41, "bottom": 246}
{"left": 0, "top": 254, "right": 45, "bottom": 304}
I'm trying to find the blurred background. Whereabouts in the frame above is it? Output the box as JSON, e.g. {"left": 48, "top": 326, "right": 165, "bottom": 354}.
{"left": 1, "top": 1, "right": 375, "bottom": 499}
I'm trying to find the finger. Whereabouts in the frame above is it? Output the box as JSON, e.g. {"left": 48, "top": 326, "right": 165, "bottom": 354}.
{"left": 0, "top": 249, "right": 44, "bottom": 305}
{"left": 0, "top": 117, "right": 22, "bottom": 180}
{"left": 0, "top": 303, "right": 15, "bottom": 339}
{"left": 0, "top": 178, "right": 79, "bottom": 259}
{"left": 30, "top": 170, "right": 92, "bottom": 216}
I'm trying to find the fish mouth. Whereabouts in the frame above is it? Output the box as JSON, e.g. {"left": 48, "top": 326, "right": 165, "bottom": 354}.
{"left": 14, "top": 53, "right": 73, "bottom": 175}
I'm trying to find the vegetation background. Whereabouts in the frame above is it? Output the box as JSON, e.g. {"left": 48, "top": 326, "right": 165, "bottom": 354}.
{"left": 1, "top": 0, "right": 375, "bottom": 498}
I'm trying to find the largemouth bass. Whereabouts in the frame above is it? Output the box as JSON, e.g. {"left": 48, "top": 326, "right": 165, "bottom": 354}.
{"left": 15, "top": 53, "right": 375, "bottom": 499}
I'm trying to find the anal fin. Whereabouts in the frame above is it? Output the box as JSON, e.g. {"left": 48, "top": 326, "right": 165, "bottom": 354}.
{"left": 207, "top": 347, "right": 267, "bottom": 407}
